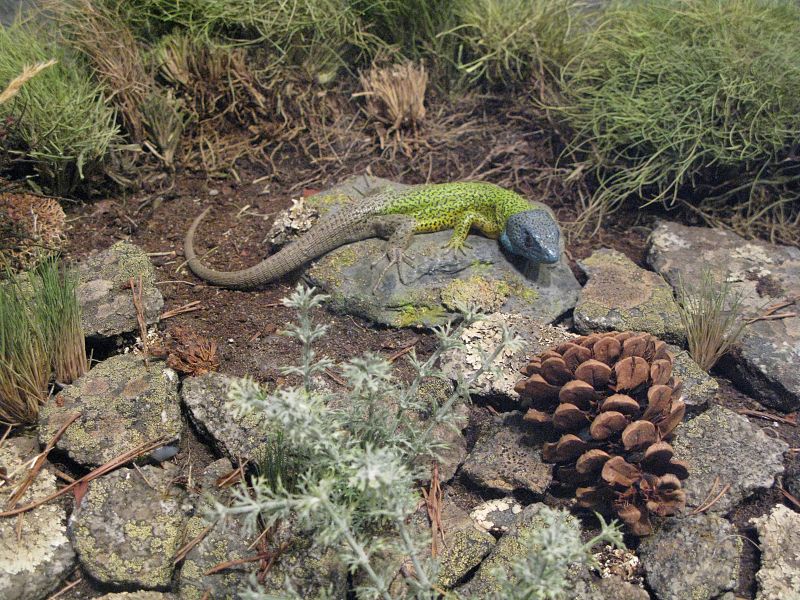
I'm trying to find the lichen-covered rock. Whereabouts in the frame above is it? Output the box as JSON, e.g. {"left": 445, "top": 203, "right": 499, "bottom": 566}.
{"left": 69, "top": 463, "right": 191, "bottom": 588}
{"left": 673, "top": 404, "right": 787, "bottom": 513}
{"left": 670, "top": 346, "right": 718, "bottom": 413}
{"left": 181, "top": 372, "right": 269, "bottom": 462}
{"left": 416, "top": 377, "right": 468, "bottom": 481}
{"left": 570, "top": 571, "right": 650, "bottom": 600}
{"left": 38, "top": 353, "right": 181, "bottom": 467}
{"left": 303, "top": 175, "right": 580, "bottom": 328}
{"left": 179, "top": 459, "right": 257, "bottom": 599}
{"left": 98, "top": 594, "right": 177, "bottom": 599}
{"left": 470, "top": 497, "right": 523, "bottom": 535}
{"left": 0, "top": 438, "right": 77, "bottom": 600}
{"left": 432, "top": 497, "right": 497, "bottom": 589}
{"left": 751, "top": 505, "right": 800, "bottom": 600}
{"left": 77, "top": 241, "right": 164, "bottom": 339}
{"left": 441, "top": 312, "right": 574, "bottom": 403}
{"left": 575, "top": 249, "right": 684, "bottom": 344}
{"left": 648, "top": 221, "right": 800, "bottom": 410}
{"left": 639, "top": 513, "right": 741, "bottom": 600}
{"left": 461, "top": 414, "right": 553, "bottom": 496}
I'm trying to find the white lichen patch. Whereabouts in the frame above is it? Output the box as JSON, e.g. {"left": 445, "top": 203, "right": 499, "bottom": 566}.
{"left": 265, "top": 197, "right": 319, "bottom": 247}
{"left": 751, "top": 504, "right": 800, "bottom": 600}
{"left": 0, "top": 441, "right": 76, "bottom": 599}
{"left": 732, "top": 243, "right": 775, "bottom": 265}
{"left": 470, "top": 498, "right": 523, "bottom": 534}
{"left": 592, "top": 544, "right": 644, "bottom": 588}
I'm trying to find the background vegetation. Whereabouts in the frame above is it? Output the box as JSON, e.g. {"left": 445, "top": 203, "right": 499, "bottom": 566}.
{"left": 0, "top": 0, "right": 798, "bottom": 244}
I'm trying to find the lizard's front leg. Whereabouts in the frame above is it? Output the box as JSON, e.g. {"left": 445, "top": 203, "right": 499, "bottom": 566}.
{"left": 437, "top": 211, "right": 502, "bottom": 256}
{"left": 368, "top": 214, "right": 417, "bottom": 293}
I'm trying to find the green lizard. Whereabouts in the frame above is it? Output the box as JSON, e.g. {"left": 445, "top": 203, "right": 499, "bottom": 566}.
{"left": 183, "top": 181, "right": 562, "bottom": 290}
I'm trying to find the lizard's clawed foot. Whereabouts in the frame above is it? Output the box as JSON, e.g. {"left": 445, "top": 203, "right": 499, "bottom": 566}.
{"left": 441, "top": 239, "right": 472, "bottom": 258}
{"left": 371, "top": 247, "right": 414, "bottom": 294}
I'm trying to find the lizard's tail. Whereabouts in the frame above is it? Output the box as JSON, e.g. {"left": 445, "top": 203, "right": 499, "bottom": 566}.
{"left": 183, "top": 208, "right": 297, "bottom": 289}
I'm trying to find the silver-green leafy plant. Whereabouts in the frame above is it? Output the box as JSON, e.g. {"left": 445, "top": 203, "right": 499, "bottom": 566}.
{"left": 492, "top": 507, "right": 625, "bottom": 600}
{"left": 212, "top": 284, "right": 522, "bottom": 599}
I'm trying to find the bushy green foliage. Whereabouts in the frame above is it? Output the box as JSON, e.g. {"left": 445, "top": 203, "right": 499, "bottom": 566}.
{"left": 548, "top": 0, "right": 800, "bottom": 235}
{"left": 0, "top": 24, "right": 119, "bottom": 194}
{"left": 450, "top": 0, "right": 583, "bottom": 87}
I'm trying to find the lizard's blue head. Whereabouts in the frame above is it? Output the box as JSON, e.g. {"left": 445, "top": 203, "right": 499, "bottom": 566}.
{"left": 500, "top": 209, "right": 561, "bottom": 264}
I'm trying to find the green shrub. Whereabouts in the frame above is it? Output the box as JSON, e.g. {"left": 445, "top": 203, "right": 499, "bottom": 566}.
{"left": 0, "top": 24, "right": 119, "bottom": 195}
{"left": 548, "top": 0, "right": 800, "bottom": 238}
{"left": 450, "top": 0, "right": 583, "bottom": 87}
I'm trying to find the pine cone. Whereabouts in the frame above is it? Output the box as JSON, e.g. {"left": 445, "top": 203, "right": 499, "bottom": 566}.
{"left": 514, "top": 331, "right": 688, "bottom": 535}
{"left": 0, "top": 192, "right": 66, "bottom": 273}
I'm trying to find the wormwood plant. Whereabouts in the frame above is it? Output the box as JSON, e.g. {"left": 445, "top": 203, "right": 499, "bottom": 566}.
{"left": 548, "top": 0, "right": 800, "bottom": 240}
{"left": 214, "top": 285, "right": 520, "bottom": 598}
{"left": 493, "top": 507, "right": 624, "bottom": 600}
{"left": 676, "top": 270, "right": 747, "bottom": 372}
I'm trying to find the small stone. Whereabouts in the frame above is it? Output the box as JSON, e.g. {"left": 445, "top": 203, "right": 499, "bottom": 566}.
{"left": 470, "top": 497, "right": 524, "bottom": 534}
{"left": 0, "top": 439, "right": 77, "bottom": 600}
{"left": 672, "top": 404, "right": 787, "bottom": 513}
{"left": 304, "top": 175, "right": 580, "bottom": 328}
{"left": 639, "top": 513, "right": 741, "bottom": 600}
{"left": 69, "top": 463, "right": 191, "bottom": 589}
{"left": 416, "top": 378, "right": 468, "bottom": 481}
{"left": 461, "top": 414, "right": 553, "bottom": 496}
{"left": 669, "top": 346, "right": 718, "bottom": 413}
{"left": 38, "top": 353, "right": 182, "bottom": 468}
{"left": 751, "top": 505, "right": 800, "bottom": 600}
{"left": 181, "top": 372, "right": 269, "bottom": 462}
{"left": 648, "top": 221, "right": 800, "bottom": 410}
{"left": 77, "top": 241, "right": 164, "bottom": 340}
{"left": 574, "top": 248, "right": 684, "bottom": 344}
{"left": 441, "top": 312, "right": 574, "bottom": 403}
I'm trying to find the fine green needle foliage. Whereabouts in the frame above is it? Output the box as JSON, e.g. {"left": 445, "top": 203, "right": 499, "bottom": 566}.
{"left": 548, "top": 0, "right": 800, "bottom": 239}
{"left": 676, "top": 269, "right": 747, "bottom": 372}
{"left": 213, "top": 285, "right": 529, "bottom": 599}
{"left": 449, "top": 0, "right": 583, "bottom": 87}
{"left": 0, "top": 277, "right": 49, "bottom": 425}
{"left": 31, "top": 258, "right": 88, "bottom": 385}
{"left": 493, "top": 508, "right": 625, "bottom": 600}
{"left": 0, "top": 24, "right": 120, "bottom": 194}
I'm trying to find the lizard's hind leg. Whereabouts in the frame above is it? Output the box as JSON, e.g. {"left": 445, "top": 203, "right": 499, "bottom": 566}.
{"left": 369, "top": 214, "right": 417, "bottom": 293}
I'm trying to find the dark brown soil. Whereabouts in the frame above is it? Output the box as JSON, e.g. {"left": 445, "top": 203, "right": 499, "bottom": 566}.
{"left": 32, "top": 96, "right": 800, "bottom": 599}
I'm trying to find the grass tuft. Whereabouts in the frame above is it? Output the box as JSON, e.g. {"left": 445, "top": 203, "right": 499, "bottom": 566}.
{"left": 0, "top": 24, "right": 120, "bottom": 195}
{"left": 676, "top": 269, "right": 747, "bottom": 372}
{"left": 0, "top": 277, "right": 49, "bottom": 425}
{"left": 548, "top": 0, "right": 800, "bottom": 241}
{"left": 31, "top": 258, "right": 88, "bottom": 385}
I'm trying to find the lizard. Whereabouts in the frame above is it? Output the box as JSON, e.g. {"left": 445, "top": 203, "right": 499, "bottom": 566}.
{"left": 183, "top": 181, "right": 562, "bottom": 290}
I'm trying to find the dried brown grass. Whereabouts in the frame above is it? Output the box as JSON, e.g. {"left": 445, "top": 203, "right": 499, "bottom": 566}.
{"left": 0, "top": 59, "right": 57, "bottom": 105}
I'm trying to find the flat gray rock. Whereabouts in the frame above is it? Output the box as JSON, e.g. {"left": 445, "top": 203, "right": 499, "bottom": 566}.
{"left": 38, "top": 353, "right": 181, "bottom": 467}
{"left": 670, "top": 346, "right": 719, "bottom": 414}
{"left": 0, "top": 438, "right": 77, "bottom": 600}
{"left": 648, "top": 221, "right": 800, "bottom": 410}
{"left": 575, "top": 248, "right": 684, "bottom": 344}
{"left": 751, "top": 505, "right": 800, "bottom": 600}
{"left": 303, "top": 176, "right": 580, "bottom": 327}
{"left": 98, "top": 594, "right": 176, "bottom": 600}
{"left": 639, "top": 514, "right": 741, "bottom": 600}
{"left": 181, "top": 372, "right": 269, "bottom": 462}
{"left": 672, "top": 404, "right": 787, "bottom": 513}
{"left": 77, "top": 241, "right": 163, "bottom": 340}
{"left": 69, "top": 463, "right": 191, "bottom": 589}
{"left": 441, "top": 312, "right": 574, "bottom": 403}
{"left": 179, "top": 459, "right": 257, "bottom": 600}
{"left": 461, "top": 414, "right": 552, "bottom": 496}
